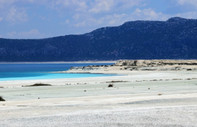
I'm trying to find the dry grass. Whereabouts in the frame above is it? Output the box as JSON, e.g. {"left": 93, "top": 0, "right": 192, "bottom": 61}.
{"left": 106, "top": 81, "right": 128, "bottom": 83}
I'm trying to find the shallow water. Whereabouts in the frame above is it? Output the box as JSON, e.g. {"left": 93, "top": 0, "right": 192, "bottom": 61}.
{"left": 0, "top": 63, "right": 114, "bottom": 81}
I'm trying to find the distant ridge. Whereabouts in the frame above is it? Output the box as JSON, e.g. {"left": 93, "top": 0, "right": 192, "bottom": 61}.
{"left": 167, "top": 17, "right": 188, "bottom": 22}
{"left": 0, "top": 17, "right": 197, "bottom": 61}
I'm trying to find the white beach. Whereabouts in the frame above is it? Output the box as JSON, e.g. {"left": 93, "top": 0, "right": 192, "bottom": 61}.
{"left": 1, "top": 70, "right": 197, "bottom": 127}
{"left": 1, "top": 0, "right": 197, "bottom": 126}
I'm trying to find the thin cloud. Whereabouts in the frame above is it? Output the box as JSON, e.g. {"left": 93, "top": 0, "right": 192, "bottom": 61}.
{"left": 89, "top": 0, "right": 114, "bottom": 13}
{"left": 6, "top": 7, "right": 28, "bottom": 23}
{"left": 1, "top": 0, "right": 197, "bottom": 39}
{"left": 0, "top": 17, "right": 3, "bottom": 22}
{"left": 7, "top": 29, "right": 45, "bottom": 39}
{"left": 51, "top": 0, "right": 88, "bottom": 12}
{"left": 177, "top": 0, "right": 197, "bottom": 7}
{"left": 131, "top": 8, "right": 169, "bottom": 21}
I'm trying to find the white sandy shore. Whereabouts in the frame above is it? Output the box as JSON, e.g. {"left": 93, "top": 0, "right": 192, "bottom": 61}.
{"left": 1, "top": 70, "right": 197, "bottom": 126}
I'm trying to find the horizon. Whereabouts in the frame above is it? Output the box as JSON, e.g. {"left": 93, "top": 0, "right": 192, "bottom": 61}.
{"left": 1, "top": 0, "right": 197, "bottom": 39}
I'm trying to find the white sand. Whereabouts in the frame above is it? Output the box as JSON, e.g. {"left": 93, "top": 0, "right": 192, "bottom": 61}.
{"left": 1, "top": 71, "right": 197, "bottom": 126}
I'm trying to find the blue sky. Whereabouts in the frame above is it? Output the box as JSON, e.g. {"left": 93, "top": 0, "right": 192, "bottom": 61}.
{"left": 0, "top": 0, "right": 197, "bottom": 39}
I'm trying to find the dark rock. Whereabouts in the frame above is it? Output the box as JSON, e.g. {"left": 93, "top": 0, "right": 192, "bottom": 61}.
{"left": 108, "top": 84, "right": 114, "bottom": 87}
{"left": 0, "top": 96, "right": 5, "bottom": 101}
{"left": 22, "top": 83, "right": 52, "bottom": 87}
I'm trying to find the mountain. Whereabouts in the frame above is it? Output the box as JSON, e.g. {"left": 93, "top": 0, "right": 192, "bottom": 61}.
{"left": 0, "top": 17, "right": 197, "bottom": 62}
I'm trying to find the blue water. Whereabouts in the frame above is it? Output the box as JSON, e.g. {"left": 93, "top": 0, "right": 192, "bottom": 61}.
{"left": 0, "top": 63, "right": 114, "bottom": 81}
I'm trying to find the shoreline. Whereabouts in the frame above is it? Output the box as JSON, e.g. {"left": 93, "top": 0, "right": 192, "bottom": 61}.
{"left": 0, "top": 61, "right": 116, "bottom": 64}
{"left": 1, "top": 59, "right": 197, "bottom": 64}
{"left": 1, "top": 70, "right": 197, "bottom": 87}
{"left": 1, "top": 60, "right": 197, "bottom": 126}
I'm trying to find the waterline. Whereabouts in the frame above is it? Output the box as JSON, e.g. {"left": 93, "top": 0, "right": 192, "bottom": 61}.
{"left": 0, "top": 63, "right": 114, "bottom": 81}
{"left": 0, "top": 72, "right": 115, "bottom": 81}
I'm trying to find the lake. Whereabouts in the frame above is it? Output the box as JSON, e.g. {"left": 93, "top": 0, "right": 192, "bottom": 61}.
{"left": 0, "top": 63, "right": 114, "bottom": 81}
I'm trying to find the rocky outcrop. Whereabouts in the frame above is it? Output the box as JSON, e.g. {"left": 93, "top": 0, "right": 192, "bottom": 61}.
{"left": 114, "top": 60, "right": 197, "bottom": 71}
{"left": 115, "top": 60, "right": 197, "bottom": 67}
{"left": 68, "top": 60, "right": 197, "bottom": 72}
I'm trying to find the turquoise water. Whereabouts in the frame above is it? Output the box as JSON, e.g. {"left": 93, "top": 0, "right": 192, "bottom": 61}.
{"left": 0, "top": 63, "right": 114, "bottom": 81}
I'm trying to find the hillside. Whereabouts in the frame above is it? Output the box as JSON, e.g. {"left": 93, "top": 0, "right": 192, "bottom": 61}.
{"left": 0, "top": 17, "right": 197, "bottom": 61}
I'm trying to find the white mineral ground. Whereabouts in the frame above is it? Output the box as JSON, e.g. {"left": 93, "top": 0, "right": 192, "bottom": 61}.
{"left": 1, "top": 60, "right": 197, "bottom": 127}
